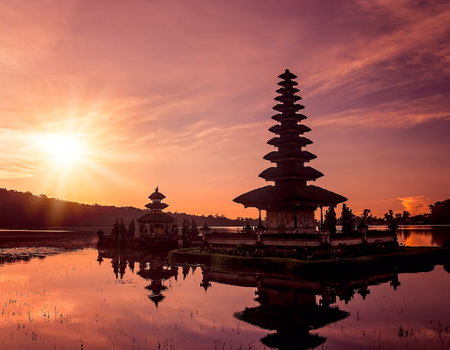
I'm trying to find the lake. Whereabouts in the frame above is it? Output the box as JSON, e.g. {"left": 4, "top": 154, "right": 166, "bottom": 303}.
{"left": 0, "top": 226, "right": 450, "bottom": 349}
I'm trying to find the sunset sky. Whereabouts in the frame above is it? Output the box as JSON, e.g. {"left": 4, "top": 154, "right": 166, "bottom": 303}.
{"left": 1, "top": 0, "right": 449, "bottom": 219}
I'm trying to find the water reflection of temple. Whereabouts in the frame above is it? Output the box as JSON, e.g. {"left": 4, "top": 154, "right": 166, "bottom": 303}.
{"left": 201, "top": 269, "right": 400, "bottom": 350}
{"left": 137, "top": 260, "right": 177, "bottom": 307}
{"left": 97, "top": 249, "right": 178, "bottom": 307}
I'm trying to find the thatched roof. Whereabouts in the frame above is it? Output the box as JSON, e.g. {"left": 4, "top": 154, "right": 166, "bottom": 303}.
{"left": 234, "top": 69, "right": 347, "bottom": 211}
{"left": 148, "top": 187, "right": 166, "bottom": 200}
{"left": 267, "top": 135, "right": 313, "bottom": 147}
{"left": 271, "top": 112, "right": 307, "bottom": 122}
{"left": 234, "top": 304, "right": 349, "bottom": 332}
{"left": 137, "top": 212, "right": 174, "bottom": 224}
{"left": 145, "top": 202, "right": 168, "bottom": 210}
{"left": 268, "top": 124, "right": 311, "bottom": 134}
{"left": 233, "top": 184, "right": 347, "bottom": 209}
{"left": 259, "top": 166, "right": 323, "bottom": 182}
{"left": 278, "top": 69, "right": 297, "bottom": 80}
{"left": 263, "top": 150, "right": 316, "bottom": 163}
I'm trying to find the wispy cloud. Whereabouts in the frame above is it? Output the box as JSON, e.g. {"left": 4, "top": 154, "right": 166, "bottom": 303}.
{"left": 1, "top": 0, "right": 449, "bottom": 216}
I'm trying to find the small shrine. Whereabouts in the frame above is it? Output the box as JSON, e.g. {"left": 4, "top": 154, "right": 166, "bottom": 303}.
{"left": 137, "top": 187, "right": 175, "bottom": 234}
{"left": 233, "top": 70, "right": 347, "bottom": 233}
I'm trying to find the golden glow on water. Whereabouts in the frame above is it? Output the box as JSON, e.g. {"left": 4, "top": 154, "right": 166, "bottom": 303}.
{"left": 396, "top": 226, "right": 450, "bottom": 247}
{"left": 397, "top": 233, "right": 438, "bottom": 247}
{"left": 403, "top": 234, "right": 437, "bottom": 247}
{"left": 0, "top": 249, "right": 264, "bottom": 349}
{"left": 1, "top": 247, "right": 450, "bottom": 349}
{"left": 319, "top": 265, "right": 450, "bottom": 349}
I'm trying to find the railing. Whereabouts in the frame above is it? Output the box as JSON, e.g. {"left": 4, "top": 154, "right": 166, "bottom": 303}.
{"left": 203, "top": 230, "right": 397, "bottom": 248}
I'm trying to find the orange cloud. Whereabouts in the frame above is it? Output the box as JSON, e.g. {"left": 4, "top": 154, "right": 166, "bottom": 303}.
{"left": 398, "top": 196, "right": 430, "bottom": 215}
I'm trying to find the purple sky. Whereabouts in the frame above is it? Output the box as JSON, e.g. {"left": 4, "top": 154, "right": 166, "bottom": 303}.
{"left": 1, "top": 0, "right": 449, "bottom": 218}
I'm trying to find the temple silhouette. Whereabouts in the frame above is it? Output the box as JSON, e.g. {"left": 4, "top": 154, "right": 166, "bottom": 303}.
{"left": 201, "top": 69, "right": 398, "bottom": 249}
{"left": 234, "top": 69, "right": 346, "bottom": 233}
{"left": 97, "top": 249, "right": 178, "bottom": 307}
{"left": 98, "top": 70, "right": 398, "bottom": 251}
{"left": 137, "top": 187, "right": 175, "bottom": 233}
{"left": 200, "top": 267, "right": 400, "bottom": 350}
{"left": 98, "top": 188, "right": 187, "bottom": 249}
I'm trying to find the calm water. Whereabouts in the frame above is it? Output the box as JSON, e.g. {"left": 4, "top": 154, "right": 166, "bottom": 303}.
{"left": 0, "top": 226, "right": 449, "bottom": 350}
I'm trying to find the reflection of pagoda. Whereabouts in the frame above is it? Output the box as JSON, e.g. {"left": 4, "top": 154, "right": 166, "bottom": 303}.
{"left": 137, "top": 187, "right": 175, "bottom": 233}
{"left": 200, "top": 268, "right": 400, "bottom": 350}
{"left": 137, "top": 259, "right": 178, "bottom": 307}
{"left": 97, "top": 249, "right": 178, "bottom": 307}
{"left": 240, "top": 284, "right": 349, "bottom": 350}
{"left": 234, "top": 70, "right": 346, "bottom": 233}
{"left": 235, "top": 305, "right": 345, "bottom": 349}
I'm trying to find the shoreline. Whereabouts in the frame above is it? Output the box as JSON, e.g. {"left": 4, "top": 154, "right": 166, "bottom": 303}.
{"left": 0, "top": 227, "right": 100, "bottom": 249}
{"left": 169, "top": 247, "right": 450, "bottom": 282}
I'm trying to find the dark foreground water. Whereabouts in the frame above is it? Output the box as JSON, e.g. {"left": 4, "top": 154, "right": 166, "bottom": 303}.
{"left": 0, "top": 226, "right": 450, "bottom": 350}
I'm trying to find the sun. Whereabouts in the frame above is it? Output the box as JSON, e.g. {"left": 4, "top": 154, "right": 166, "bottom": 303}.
{"left": 37, "top": 134, "right": 85, "bottom": 166}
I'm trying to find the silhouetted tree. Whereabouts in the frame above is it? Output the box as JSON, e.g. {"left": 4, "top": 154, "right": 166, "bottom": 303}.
{"left": 190, "top": 219, "right": 199, "bottom": 236}
{"left": 128, "top": 219, "right": 135, "bottom": 236}
{"left": 362, "top": 209, "right": 371, "bottom": 220}
{"left": 112, "top": 219, "right": 120, "bottom": 243}
{"left": 323, "top": 206, "right": 337, "bottom": 234}
{"left": 384, "top": 209, "right": 394, "bottom": 222}
{"left": 402, "top": 210, "right": 411, "bottom": 220}
{"left": 170, "top": 222, "right": 178, "bottom": 235}
{"left": 182, "top": 218, "right": 190, "bottom": 236}
{"left": 341, "top": 204, "right": 355, "bottom": 234}
{"left": 119, "top": 218, "right": 126, "bottom": 239}
{"left": 429, "top": 200, "right": 450, "bottom": 224}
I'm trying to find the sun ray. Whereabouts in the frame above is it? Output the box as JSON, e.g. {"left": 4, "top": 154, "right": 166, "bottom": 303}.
{"left": 36, "top": 133, "right": 85, "bottom": 166}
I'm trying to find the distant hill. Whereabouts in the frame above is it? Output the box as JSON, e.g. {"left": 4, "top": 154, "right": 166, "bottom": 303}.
{"left": 0, "top": 188, "right": 257, "bottom": 229}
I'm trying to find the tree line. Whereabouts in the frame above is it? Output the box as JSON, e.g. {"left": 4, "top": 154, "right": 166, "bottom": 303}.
{"left": 0, "top": 188, "right": 258, "bottom": 228}
{"left": 322, "top": 199, "right": 450, "bottom": 234}
{"left": 1, "top": 188, "right": 448, "bottom": 230}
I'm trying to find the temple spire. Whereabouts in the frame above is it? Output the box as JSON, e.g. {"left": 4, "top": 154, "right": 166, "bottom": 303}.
{"left": 233, "top": 70, "right": 347, "bottom": 233}
{"left": 260, "top": 69, "right": 323, "bottom": 188}
{"left": 137, "top": 187, "right": 174, "bottom": 225}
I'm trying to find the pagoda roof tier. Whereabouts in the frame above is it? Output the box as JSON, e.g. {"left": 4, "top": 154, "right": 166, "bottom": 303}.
{"left": 145, "top": 202, "right": 169, "bottom": 210}
{"left": 233, "top": 184, "right": 347, "bottom": 209}
{"left": 269, "top": 124, "right": 311, "bottom": 134}
{"left": 259, "top": 166, "right": 323, "bottom": 182}
{"left": 273, "top": 103, "right": 304, "bottom": 113}
{"left": 263, "top": 150, "right": 317, "bottom": 162}
{"left": 149, "top": 187, "right": 166, "bottom": 200}
{"left": 261, "top": 333, "right": 325, "bottom": 350}
{"left": 277, "top": 79, "right": 298, "bottom": 87}
{"left": 276, "top": 86, "right": 299, "bottom": 94}
{"left": 139, "top": 269, "right": 177, "bottom": 281}
{"left": 235, "top": 304, "right": 348, "bottom": 333}
{"left": 268, "top": 136, "right": 313, "bottom": 147}
{"left": 137, "top": 212, "right": 175, "bottom": 224}
{"left": 274, "top": 94, "right": 302, "bottom": 103}
{"left": 233, "top": 69, "right": 347, "bottom": 212}
{"left": 278, "top": 69, "right": 298, "bottom": 80}
{"left": 271, "top": 113, "right": 307, "bottom": 122}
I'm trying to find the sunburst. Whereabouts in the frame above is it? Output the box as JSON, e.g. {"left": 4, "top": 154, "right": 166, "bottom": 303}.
{"left": 37, "top": 134, "right": 85, "bottom": 166}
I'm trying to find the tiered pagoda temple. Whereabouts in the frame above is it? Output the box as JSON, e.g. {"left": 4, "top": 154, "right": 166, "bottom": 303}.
{"left": 137, "top": 187, "right": 175, "bottom": 233}
{"left": 233, "top": 70, "right": 347, "bottom": 233}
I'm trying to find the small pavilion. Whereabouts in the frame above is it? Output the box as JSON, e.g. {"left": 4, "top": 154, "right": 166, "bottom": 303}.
{"left": 137, "top": 187, "right": 175, "bottom": 234}
{"left": 233, "top": 70, "right": 347, "bottom": 233}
